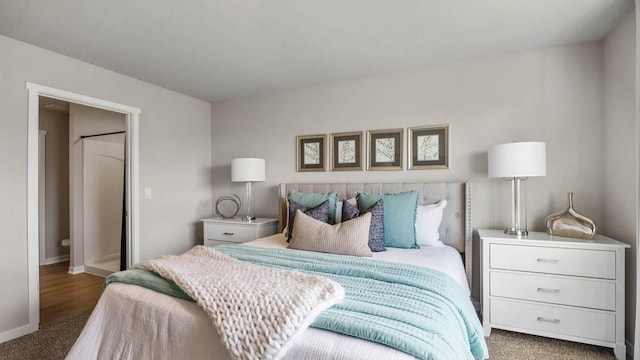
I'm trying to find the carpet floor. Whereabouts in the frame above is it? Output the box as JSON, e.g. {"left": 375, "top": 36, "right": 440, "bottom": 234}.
{"left": 0, "top": 310, "right": 623, "bottom": 360}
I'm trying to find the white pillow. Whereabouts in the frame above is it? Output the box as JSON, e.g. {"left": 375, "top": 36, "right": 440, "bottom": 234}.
{"left": 415, "top": 199, "right": 447, "bottom": 247}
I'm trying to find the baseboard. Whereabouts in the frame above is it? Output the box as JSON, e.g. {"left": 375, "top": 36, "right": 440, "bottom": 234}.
{"left": 68, "top": 265, "right": 85, "bottom": 275}
{"left": 43, "top": 254, "right": 70, "bottom": 265}
{"left": 88, "top": 253, "right": 119, "bottom": 263}
{"left": 0, "top": 322, "right": 38, "bottom": 344}
{"left": 626, "top": 338, "right": 634, "bottom": 359}
{"left": 84, "top": 265, "right": 114, "bottom": 278}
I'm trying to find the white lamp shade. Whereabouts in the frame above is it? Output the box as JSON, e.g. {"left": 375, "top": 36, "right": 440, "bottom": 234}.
{"left": 231, "top": 158, "right": 266, "bottom": 182}
{"left": 488, "top": 142, "right": 546, "bottom": 178}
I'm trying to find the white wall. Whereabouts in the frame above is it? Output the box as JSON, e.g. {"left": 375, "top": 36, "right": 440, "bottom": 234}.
{"left": 0, "top": 34, "right": 212, "bottom": 340}
{"left": 603, "top": 10, "right": 637, "bottom": 346}
{"left": 39, "top": 109, "right": 70, "bottom": 262}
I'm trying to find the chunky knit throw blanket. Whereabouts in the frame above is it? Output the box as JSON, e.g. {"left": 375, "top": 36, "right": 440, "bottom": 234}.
{"left": 135, "top": 245, "right": 344, "bottom": 360}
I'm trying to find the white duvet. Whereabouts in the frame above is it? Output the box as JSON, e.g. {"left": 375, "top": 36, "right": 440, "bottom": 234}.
{"left": 66, "top": 233, "right": 470, "bottom": 360}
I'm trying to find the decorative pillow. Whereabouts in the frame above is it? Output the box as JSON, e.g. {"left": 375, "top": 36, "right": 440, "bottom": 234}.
{"left": 287, "top": 199, "right": 329, "bottom": 241}
{"left": 356, "top": 191, "right": 419, "bottom": 249}
{"left": 335, "top": 198, "right": 357, "bottom": 223}
{"left": 287, "top": 190, "right": 339, "bottom": 224}
{"left": 288, "top": 209, "right": 372, "bottom": 257}
{"left": 416, "top": 200, "right": 447, "bottom": 247}
{"left": 342, "top": 199, "right": 385, "bottom": 252}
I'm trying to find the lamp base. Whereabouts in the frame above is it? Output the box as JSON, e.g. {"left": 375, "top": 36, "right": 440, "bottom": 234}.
{"left": 241, "top": 215, "right": 256, "bottom": 222}
{"left": 504, "top": 228, "right": 528, "bottom": 236}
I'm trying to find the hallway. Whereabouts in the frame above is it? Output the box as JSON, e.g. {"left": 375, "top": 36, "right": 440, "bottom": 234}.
{"left": 39, "top": 262, "right": 104, "bottom": 324}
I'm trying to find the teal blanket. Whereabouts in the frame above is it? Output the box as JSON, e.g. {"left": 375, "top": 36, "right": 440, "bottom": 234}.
{"left": 106, "top": 245, "right": 488, "bottom": 360}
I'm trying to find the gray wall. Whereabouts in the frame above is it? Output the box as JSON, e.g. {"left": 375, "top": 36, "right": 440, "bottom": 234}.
{"left": 211, "top": 42, "right": 606, "bottom": 234}
{"left": 603, "top": 11, "right": 637, "bottom": 345}
{"left": 0, "top": 34, "right": 212, "bottom": 338}
{"left": 39, "top": 109, "right": 70, "bottom": 262}
{"left": 210, "top": 38, "right": 636, "bottom": 334}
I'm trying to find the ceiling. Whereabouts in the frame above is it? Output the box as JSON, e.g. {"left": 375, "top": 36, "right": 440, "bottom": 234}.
{"left": 0, "top": 1, "right": 633, "bottom": 102}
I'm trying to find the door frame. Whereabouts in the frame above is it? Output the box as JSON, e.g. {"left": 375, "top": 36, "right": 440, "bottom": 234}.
{"left": 26, "top": 82, "right": 140, "bottom": 329}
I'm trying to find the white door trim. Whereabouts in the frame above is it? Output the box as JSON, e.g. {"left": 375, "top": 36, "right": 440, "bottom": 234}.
{"left": 25, "top": 82, "right": 140, "bottom": 334}
{"left": 38, "top": 130, "right": 47, "bottom": 265}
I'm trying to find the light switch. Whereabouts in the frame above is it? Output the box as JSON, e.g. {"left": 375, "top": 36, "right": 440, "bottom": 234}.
{"left": 144, "top": 187, "right": 152, "bottom": 199}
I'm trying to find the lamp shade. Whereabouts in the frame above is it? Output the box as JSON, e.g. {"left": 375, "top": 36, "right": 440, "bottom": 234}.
{"left": 488, "top": 142, "right": 546, "bottom": 178}
{"left": 231, "top": 158, "right": 266, "bottom": 182}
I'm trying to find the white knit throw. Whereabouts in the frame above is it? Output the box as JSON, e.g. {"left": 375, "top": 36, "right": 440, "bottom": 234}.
{"left": 136, "top": 245, "right": 344, "bottom": 360}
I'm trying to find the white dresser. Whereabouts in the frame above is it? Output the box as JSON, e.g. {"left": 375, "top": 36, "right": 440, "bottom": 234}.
{"left": 479, "top": 229, "right": 629, "bottom": 359}
{"left": 201, "top": 217, "right": 278, "bottom": 247}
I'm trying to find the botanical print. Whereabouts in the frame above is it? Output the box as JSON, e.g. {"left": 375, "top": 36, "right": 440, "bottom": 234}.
{"left": 304, "top": 142, "right": 320, "bottom": 164}
{"left": 338, "top": 139, "right": 356, "bottom": 164}
{"left": 417, "top": 134, "right": 439, "bottom": 161}
{"left": 375, "top": 138, "right": 395, "bottom": 162}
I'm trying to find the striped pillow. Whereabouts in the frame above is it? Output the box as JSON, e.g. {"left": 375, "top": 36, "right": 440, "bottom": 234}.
{"left": 288, "top": 209, "right": 372, "bottom": 257}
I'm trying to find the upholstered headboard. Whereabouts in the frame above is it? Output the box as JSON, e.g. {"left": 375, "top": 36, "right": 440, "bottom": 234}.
{"left": 278, "top": 182, "right": 473, "bottom": 288}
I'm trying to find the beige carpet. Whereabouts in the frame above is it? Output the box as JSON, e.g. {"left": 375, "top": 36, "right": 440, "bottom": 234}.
{"left": 487, "top": 329, "right": 618, "bottom": 360}
{"left": 0, "top": 310, "right": 91, "bottom": 360}
{"left": 0, "top": 310, "right": 624, "bottom": 360}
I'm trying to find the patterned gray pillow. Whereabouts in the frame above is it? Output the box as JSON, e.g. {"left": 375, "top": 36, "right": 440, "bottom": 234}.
{"left": 342, "top": 199, "right": 385, "bottom": 252}
{"left": 287, "top": 199, "right": 330, "bottom": 242}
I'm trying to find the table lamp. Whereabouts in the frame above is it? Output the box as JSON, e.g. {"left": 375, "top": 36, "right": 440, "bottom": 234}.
{"left": 488, "top": 142, "right": 546, "bottom": 236}
{"left": 231, "top": 158, "right": 265, "bottom": 222}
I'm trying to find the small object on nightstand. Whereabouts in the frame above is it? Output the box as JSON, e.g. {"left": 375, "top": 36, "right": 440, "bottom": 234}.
{"left": 201, "top": 217, "right": 278, "bottom": 247}
{"left": 545, "top": 192, "right": 596, "bottom": 240}
{"left": 215, "top": 194, "right": 241, "bottom": 219}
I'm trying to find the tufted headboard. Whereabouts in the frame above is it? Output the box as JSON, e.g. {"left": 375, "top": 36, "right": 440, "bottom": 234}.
{"left": 277, "top": 182, "right": 473, "bottom": 288}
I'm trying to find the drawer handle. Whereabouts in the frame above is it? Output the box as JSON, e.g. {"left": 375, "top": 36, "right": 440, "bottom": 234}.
{"left": 537, "top": 288, "right": 560, "bottom": 294}
{"left": 537, "top": 316, "right": 560, "bottom": 324}
{"left": 223, "top": 232, "right": 234, "bottom": 236}
{"left": 536, "top": 258, "right": 560, "bottom": 264}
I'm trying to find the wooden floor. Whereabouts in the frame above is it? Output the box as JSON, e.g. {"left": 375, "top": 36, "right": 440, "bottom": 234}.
{"left": 39, "top": 261, "right": 105, "bottom": 324}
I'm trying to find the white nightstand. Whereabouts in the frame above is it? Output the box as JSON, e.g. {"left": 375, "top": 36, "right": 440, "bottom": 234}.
{"left": 201, "top": 217, "right": 278, "bottom": 247}
{"left": 479, "top": 229, "right": 629, "bottom": 359}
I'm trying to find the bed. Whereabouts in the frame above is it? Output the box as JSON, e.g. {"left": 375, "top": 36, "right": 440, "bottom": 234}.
{"left": 66, "top": 182, "right": 487, "bottom": 360}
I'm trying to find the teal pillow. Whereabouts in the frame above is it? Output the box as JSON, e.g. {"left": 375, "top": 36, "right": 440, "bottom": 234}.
{"left": 287, "top": 190, "right": 339, "bottom": 224}
{"left": 356, "top": 191, "right": 419, "bottom": 249}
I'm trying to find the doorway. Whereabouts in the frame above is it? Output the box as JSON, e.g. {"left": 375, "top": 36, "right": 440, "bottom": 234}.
{"left": 26, "top": 82, "right": 140, "bottom": 332}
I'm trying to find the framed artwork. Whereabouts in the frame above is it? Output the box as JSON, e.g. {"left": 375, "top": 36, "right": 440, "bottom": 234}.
{"left": 408, "top": 125, "right": 449, "bottom": 170}
{"left": 366, "top": 129, "right": 403, "bottom": 170}
{"left": 331, "top": 131, "right": 362, "bottom": 171}
{"left": 296, "top": 134, "right": 326, "bottom": 172}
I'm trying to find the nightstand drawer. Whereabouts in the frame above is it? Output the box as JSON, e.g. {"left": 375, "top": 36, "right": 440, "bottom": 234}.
{"left": 490, "top": 244, "right": 615, "bottom": 279}
{"left": 204, "top": 223, "right": 257, "bottom": 243}
{"left": 490, "top": 271, "right": 615, "bottom": 310}
{"left": 490, "top": 298, "right": 615, "bottom": 343}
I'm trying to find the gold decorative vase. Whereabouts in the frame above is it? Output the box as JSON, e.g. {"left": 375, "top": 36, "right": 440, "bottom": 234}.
{"left": 545, "top": 192, "right": 596, "bottom": 240}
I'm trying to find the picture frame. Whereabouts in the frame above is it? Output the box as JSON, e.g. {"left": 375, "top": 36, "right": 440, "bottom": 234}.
{"left": 408, "top": 125, "right": 449, "bottom": 170}
{"left": 296, "top": 134, "right": 326, "bottom": 172}
{"left": 366, "top": 129, "right": 403, "bottom": 170}
{"left": 330, "top": 131, "right": 362, "bottom": 171}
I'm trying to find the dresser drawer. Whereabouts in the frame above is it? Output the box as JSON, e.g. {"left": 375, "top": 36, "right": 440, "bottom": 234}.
{"left": 490, "top": 244, "right": 615, "bottom": 279}
{"left": 490, "top": 271, "right": 615, "bottom": 310}
{"left": 204, "top": 223, "right": 257, "bottom": 243}
{"left": 490, "top": 298, "right": 615, "bottom": 343}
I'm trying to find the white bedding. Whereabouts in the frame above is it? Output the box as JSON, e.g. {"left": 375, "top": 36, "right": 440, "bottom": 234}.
{"left": 67, "top": 234, "right": 471, "bottom": 360}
